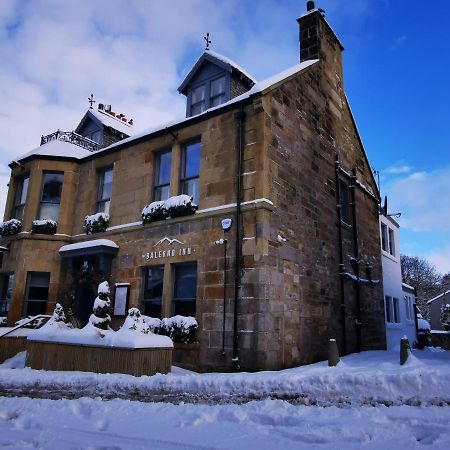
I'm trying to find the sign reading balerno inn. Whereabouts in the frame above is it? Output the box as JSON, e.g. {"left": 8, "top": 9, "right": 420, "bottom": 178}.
{"left": 0, "top": 2, "right": 386, "bottom": 372}
{"left": 142, "top": 237, "right": 194, "bottom": 261}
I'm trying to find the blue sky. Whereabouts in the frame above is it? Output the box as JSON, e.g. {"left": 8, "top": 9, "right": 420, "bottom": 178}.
{"left": 0, "top": 0, "right": 449, "bottom": 273}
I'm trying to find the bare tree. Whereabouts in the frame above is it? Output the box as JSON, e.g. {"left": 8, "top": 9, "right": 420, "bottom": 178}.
{"left": 401, "top": 254, "right": 442, "bottom": 319}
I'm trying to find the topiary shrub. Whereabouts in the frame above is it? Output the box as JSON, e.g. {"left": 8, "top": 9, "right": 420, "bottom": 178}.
{"left": 142, "top": 201, "right": 167, "bottom": 224}
{"left": 0, "top": 219, "right": 22, "bottom": 237}
{"left": 32, "top": 219, "right": 57, "bottom": 235}
{"left": 84, "top": 213, "right": 109, "bottom": 234}
{"left": 89, "top": 281, "right": 111, "bottom": 330}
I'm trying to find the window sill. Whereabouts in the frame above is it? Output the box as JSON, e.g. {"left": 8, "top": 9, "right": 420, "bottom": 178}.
{"left": 386, "top": 322, "right": 403, "bottom": 329}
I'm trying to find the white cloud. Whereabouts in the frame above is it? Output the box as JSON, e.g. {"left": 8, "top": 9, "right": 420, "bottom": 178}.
{"left": 385, "top": 166, "right": 450, "bottom": 233}
{"left": 0, "top": 0, "right": 381, "bottom": 220}
{"left": 383, "top": 165, "right": 412, "bottom": 175}
{"left": 426, "top": 247, "right": 450, "bottom": 275}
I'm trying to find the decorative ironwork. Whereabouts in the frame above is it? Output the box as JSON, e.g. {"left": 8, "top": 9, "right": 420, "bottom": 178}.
{"left": 88, "top": 93, "right": 95, "bottom": 108}
{"left": 204, "top": 32, "right": 211, "bottom": 50}
{"left": 40, "top": 130, "right": 100, "bottom": 152}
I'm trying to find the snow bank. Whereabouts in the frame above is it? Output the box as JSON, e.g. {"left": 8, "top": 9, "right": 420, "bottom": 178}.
{"left": 28, "top": 322, "right": 173, "bottom": 349}
{"left": 0, "top": 350, "right": 448, "bottom": 406}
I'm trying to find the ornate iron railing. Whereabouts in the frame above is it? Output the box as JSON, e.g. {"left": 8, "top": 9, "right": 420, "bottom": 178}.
{"left": 40, "top": 130, "right": 100, "bottom": 152}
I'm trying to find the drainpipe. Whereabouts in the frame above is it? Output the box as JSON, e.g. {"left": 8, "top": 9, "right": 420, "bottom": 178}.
{"left": 350, "top": 168, "right": 362, "bottom": 352}
{"left": 413, "top": 286, "right": 420, "bottom": 343}
{"left": 233, "top": 107, "right": 245, "bottom": 371}
{"left": 215, "top": 238, "right": 228, "bottom": 356}
{"left": 335, "top": 157, "right": 347, "bottom": 356}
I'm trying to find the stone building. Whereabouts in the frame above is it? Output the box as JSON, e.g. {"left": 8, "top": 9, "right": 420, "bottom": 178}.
{"left": 0, "top": 2, "right": 386, "bottom": 371}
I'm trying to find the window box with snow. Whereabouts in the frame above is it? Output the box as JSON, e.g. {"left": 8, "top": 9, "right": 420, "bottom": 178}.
{"left": 31, "top": 219, "right": 57, "bottom": 235}
{"left": 84, "top": 213, "right": 110, "bottom": 234}
{"left": 165, "top": 195, "right": 197, "bottom": 219}
{"left": 142, "top": 201, "right": 167, "bottom": 224}
{"left": 141, "top": 195, "right": 197, "bottom": 225}
{"left": 0, "top": 219, "right": 22, "bottom": 237}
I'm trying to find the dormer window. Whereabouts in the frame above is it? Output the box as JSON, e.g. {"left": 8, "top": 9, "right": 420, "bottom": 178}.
{"left": 210, "top": 76, "right": 226, "bottom": 107}
{"left": 191, "top": 85, "right": 206, "bottom": 116}
{"left": 189, "top": 76, "right": 227, "bottom": 117}
{"left": 179, "top": 51, "right": 255, "bottom": 118}
{"left": 90, "top": 130, "right": 102, "bottom": 144}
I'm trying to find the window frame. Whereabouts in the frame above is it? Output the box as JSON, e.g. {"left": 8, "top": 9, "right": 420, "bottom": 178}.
{"left": 172, "top": 261, "right": 197, "bottom": 317}
{"left": 23, "top": 271, "right": 50, "bottom": 317}
{"left": 179, "top": 139, "right": 201, "bottom": 205}
{"left": 96, "top": 166, "right": 114, "bottom": 214}
{"left": 12, "top": 176, "right": 30, "bottom": 221}
{"left": 381, "top": 222, "right": 396, "bottom": 257}
{"left": 188, "top": 75, "right": 229, "bottom": 117}
{"left": 152, "top": 149, "right": 172, "bottom": 202}
{"left": 385, "top": 295, "right": 401, "bottom": 324}
{"left": 142, "top": 265, "right": 165, "bottom": 318}
{"left": 0, "top": 273, "right": 14, "bottom": 316}
{"left": 38, "top": 171, "right": 64, "bottom": 221}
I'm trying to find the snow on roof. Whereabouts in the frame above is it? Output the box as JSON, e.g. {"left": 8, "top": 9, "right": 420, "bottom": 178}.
{"left": 89, "top": 109, "right": 133, "bottom": 136}
{"left": 15, "top": 59, "right": 318, "bottom": 164}
{"left": 427, "top": 290, "right": 450, "bottom": 304}
{"left": 59, "top": 239, "right": 119, "bottom": 253}
{"left": 204, "top": 49, "right": 257, "bottom": 83}
{"left": 16, "top": 139, "right": 92, "bottom": 161}
{"left": 402, "top": 282, "right": 415, "bottom": 290}
{"left": 101, "top": 59, "right": 318, "bottom": 155}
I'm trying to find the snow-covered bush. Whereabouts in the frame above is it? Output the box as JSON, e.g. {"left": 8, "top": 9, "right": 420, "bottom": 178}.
{"left": 417, "top": 314, "right": 431, "bottom": 349}
{"left": 0, "top": 219, "right": 22, "bottom": 237}
{"left": 32, "top": 219, "right": 57, "bottom": 235}
{"left": 39, "top": 303, "right": 72, "bottom": 331}
{"left": 441, "top": 303, "right": 450, "bottom": 331}
{"left": 123, "top": 309, "right": 197, "bottom": 344}
{"left": 142, "top": 201, "right": 167, "bottom": 224}
{"left": 15, "top": 316, "right": 48, "bottom": 329}
{"left": 141, "top": 195, "right": 197, "bottom": 225}
{"left": 161, "top": 315, "right": 198, "bottom": 344}
{"left": 84, "top": 212, "right": 109, "bottom": 234}
{"left": 89, "top": 281, "right": 111, "bottom": 330}
{"left": 122, "top": 307, "right": 150, "bottom": 333}
{"left": 0, "top": 316, "right": 7, "bottom": 327}
{"left": 165, "top": 195, "right": 197, "bottom": 219}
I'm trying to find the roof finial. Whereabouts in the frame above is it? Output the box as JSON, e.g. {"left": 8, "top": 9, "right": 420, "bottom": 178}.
{"left": 88, "top": 94, "right": 95, "bottom": 109}
{"left": 204, "top": 32, "right": 211, "bottom": 50}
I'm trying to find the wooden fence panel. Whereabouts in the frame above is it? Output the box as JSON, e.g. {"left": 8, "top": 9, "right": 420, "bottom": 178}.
{"left": 26, "top": 341, "right": 172, "bottom": 376}
{"left": 0, "top": 337, "right": 27, "bottom": 363}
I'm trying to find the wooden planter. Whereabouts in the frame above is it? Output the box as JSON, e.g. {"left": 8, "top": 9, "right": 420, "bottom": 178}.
{"left": 26, "top": 340, "right": 172, "bottom": 376}
{"left": 0, "top": 336, "right": 27, "bottom": 363}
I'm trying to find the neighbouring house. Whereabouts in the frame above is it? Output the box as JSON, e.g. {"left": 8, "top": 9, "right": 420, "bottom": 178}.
{"left": 0, "top": 2, "right": 386, "bottom": 371}
{"left": 427, "top": 290, "right": 450, "bottom": 331}
{"left": 379, "top": 214, "right": 417, "bottom": 348}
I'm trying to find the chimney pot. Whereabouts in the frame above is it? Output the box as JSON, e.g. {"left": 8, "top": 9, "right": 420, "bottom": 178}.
{"left": 307, "top": 1, "right": 315, "bottom": 11}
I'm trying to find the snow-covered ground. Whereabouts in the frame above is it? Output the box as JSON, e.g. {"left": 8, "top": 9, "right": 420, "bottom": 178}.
{"left": 0, "top": 348, "right": 449, "bottom": 449}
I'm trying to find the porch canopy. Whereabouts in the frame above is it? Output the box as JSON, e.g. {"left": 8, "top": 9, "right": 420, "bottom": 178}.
{"left": 59, "top": 239, "right": 119, "bottom": 258}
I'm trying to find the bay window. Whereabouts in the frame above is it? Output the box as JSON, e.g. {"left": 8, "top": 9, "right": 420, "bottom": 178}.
{"left": 39, "top": 172, "right": 63, "bottom": 221}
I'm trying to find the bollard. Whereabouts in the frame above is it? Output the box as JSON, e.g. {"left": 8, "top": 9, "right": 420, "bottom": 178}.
{"left": 400, "top": 335, "right": 411, "bottom": 365}
{"left": 328, "top": 338, "right": 340, "bottom": 366}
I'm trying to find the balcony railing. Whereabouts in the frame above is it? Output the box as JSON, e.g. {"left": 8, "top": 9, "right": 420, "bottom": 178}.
{"left": 40, "top": 130, "right": 100, "bottom": 152}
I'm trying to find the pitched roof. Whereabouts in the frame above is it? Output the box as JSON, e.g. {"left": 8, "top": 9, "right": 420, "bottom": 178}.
{"left": 14, "top": 59, "right": 318, "bottom": 164}
{"left": 427, "top": 290, "right": 450, "bottom": 304}
{"left": 76, "top": 108, "right": 133, "bottom": 136}
{"left": 178, "top": 49, "right": 256, "bottom": 94}
{"left": 15, "top": 139, "right": 92, "bottom": 162}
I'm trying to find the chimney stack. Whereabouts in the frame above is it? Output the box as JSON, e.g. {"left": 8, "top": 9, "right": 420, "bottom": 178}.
{"left": 297, "top": 2, "right": 344, "bottom": 66}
